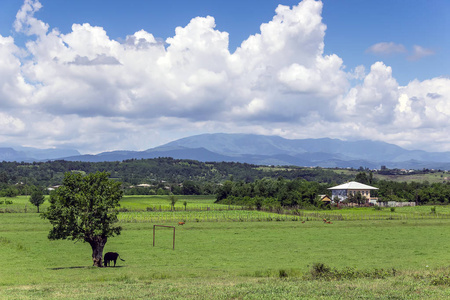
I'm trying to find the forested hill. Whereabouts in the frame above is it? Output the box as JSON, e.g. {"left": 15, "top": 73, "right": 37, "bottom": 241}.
{"left": 0, "top": 157, "right": 352, "bottom": 188}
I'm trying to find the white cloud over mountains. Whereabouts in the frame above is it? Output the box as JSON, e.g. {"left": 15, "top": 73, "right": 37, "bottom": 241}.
{"left": 0, "top": 0, "right": 449, "bottom": 153}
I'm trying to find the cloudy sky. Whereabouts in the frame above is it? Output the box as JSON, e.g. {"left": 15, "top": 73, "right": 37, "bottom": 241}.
{"left": 0, "top": 0, "right": 448, "bottom": 154}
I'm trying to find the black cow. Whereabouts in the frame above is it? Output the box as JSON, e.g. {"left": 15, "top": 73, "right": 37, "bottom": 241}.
{"left": 104, "top": 252, "right": 125, "bottom": 267}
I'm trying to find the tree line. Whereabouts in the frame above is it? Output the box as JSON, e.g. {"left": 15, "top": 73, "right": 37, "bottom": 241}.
{"left": 214, "top": 172, "right": 450, "bottom": 209}
{"left": 215, "top": 177, "right": 329, "bottom": 210}
{"left": 1, "top": 159, "right": 449, "bottom": 207}
{"left": 0, "top": 158, "right": 352, "bottom": 196}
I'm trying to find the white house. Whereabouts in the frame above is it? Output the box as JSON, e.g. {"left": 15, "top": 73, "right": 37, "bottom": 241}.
{"left": 328, "top": 181, "right": 378, "bottom": 203}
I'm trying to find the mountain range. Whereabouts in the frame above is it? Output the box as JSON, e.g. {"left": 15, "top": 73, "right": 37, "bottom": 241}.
{"left": 2, "top": 133, "right": 450, "bottom": 170}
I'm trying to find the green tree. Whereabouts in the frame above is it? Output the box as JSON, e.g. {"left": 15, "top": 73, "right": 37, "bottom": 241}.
{"left": 181, "top": 180, "right": 201, "bottom": 195}
{"left": 169, "top": 194, "right": 178, "bottom": 211}
{"left": 29, "top": 188, "right": 45, "bottom": 213}
{"left": 347, "top": 192, "right": 367, "bottom": 205}
{"left": 0, "top": 171, "right": 8, "bottom": 183}
{"left": 355, "top": 172, "right": 369, "bottom": 184}
{"left": 42, "top": 172, "right": 123, "bottom": 267}
{"left": 0, "top": 186, "right": 19, "bottom": 197}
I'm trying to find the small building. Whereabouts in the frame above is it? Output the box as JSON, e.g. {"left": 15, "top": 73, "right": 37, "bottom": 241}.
{"left": 328, "top": 181, "right": 378, "bottom": 203}
{"left": 319, "top": 195, "right": 332, "bottom": 203}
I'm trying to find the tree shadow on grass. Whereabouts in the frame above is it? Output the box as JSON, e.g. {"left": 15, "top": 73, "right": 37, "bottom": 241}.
{"left": 49, "top": 265, "right": 125, "bottom": 270}
{"left": 49, "top": 266, "right": 90, "bottom": 270}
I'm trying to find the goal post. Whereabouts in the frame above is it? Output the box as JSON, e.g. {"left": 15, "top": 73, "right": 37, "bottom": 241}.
{"left": 153, "top": 225, "right": 176, "bottom": 250}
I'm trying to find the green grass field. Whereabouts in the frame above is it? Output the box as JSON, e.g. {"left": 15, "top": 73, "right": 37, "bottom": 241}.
{"left": 0, "top": 195, "right": 223, "bottom": 213}
{"left": 2, "top": 196, "right": 450, "bottom": 299}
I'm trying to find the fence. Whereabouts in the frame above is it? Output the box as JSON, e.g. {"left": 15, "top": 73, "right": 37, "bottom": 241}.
{"left": 377, "top": 201, "right": 416, "bottom": 207}
{"left": 118, "top": 209, "right": 450, "bottom": 223}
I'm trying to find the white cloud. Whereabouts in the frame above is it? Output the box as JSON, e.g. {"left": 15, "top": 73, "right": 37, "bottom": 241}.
{"left": 408, "top": 45, "right": 435, "bottom": 61}
{"left": 14, "top": 0, "right": 48, "bottom": 37}
{"left": 397, "top": 77, "right": 450, "bottom": 128}
{"left": 367, "top": 42, "right": 435, "bottom": 62}
{"left": 0, "top": 35, "right": 34, "bottom": 107}
{"left": 0, "top": 112, "right": 25, "bottom": 134}
{"left": 366, "top": 42, "right": 407, "bottom": 55}
{"left": 0, "top": 0, "right": 449, "bottom": 153}
{"left": 339, "top": 62, "right": 399, "bottom": 123}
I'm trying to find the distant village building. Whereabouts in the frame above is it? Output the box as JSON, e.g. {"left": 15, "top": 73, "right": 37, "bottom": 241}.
{"left": 136, "top": 184, "right": 151, "bottom": 187}
{"left": 328, "top": 181, "right": 378, "bottom": 203}
{"left": 47, "top": 185, "right": 61, "bottom": 191}
{"left": 319, "top": 195, "right": 332, "bottom": 204}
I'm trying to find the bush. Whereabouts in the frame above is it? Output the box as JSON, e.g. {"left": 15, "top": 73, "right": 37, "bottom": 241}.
{"left": 310, "top": 263, "right": 331, "bottom": 279}
{"left": 308, "top": 262, "right": 398, "bottom": 281}
{"left": 390, "top": 207, "right": 396, "bottom": 212}
{"left": 279, "top": 269, "right": 288, "bottom": 279}
{"left": 431, "top": 275, "right": 450, "bottom": 286}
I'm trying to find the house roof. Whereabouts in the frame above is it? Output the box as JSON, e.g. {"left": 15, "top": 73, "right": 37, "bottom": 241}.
{"left": 319, "top": 195, "right": 331, "bottom": 202}
{"left": 328, "top": 181, "right": 378, "bottom": 190}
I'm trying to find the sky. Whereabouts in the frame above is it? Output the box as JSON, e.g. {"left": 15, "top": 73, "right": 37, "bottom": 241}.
{"left": 0, "top": 0, "right": 449, "bottom": 154}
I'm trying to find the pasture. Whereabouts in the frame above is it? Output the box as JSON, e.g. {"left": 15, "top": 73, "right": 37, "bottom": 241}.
{"left": 1, "top": 196, "right": 450, "bottom": 299}
{"left": 0, "top": 195, "right": 223, "bottom": 213}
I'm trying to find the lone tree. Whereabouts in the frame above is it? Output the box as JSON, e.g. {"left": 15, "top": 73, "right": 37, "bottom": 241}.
{"left": 42, "top": 172, "right": 123, "bottom": 267}
{"left": 168, "top": 194, "right": 178, "bottom": 211}
{"left": 29, "top": 188, "right": 45, "bottom": 213}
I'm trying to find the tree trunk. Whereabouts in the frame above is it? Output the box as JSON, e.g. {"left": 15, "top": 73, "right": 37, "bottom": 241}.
{"left": 87, "top": 236, "right": 108, "bottom": 267}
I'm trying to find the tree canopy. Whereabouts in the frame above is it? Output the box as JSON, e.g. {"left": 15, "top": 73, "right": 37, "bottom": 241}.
{"left": 42, "top": 171, "right": 123, "bottom": 267}
{"left": 29, "top": 188, "right": 45, "bottom": 213}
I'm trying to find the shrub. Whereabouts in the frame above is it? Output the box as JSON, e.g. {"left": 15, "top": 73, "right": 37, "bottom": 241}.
{"left": 431, "top": 206, "right": 436, "bottom": 214}
{"left": 431, "top": 275, "right": 450, "bottom": 286}
{"left": 279, "top": 269, "right": 288, "bottom": 279}
{"left": 390, "top": 207, "right": 396, "bottom": 212}
{"left": 310, "top": 263, "right": 331, "bottom": 279}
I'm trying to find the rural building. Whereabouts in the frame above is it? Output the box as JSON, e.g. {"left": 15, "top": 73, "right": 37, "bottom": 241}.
{"left": 319, "top": 195, "right": 332, "bottom": 204}
{"left": 328, "top": 181, "right": 378, "bottom": 203}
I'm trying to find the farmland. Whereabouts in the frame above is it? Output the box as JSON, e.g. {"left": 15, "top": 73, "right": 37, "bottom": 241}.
{"left": 1, "top": 195, "right": 450, "bottom": 299}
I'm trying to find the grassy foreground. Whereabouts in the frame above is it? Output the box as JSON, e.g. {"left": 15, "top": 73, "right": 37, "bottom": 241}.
{"left": 2, "top": 209, "right": 450, "bottom": 299}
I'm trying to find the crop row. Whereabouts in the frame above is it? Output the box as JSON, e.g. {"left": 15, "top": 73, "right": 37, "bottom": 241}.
{"left": 118, "top": 210, "right": 298, "bottom": 223}
{"left": 118, "top": 210, "right": 450, "bottom": 223}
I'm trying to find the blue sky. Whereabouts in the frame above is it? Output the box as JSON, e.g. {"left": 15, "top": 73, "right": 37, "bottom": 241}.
{"left": 0, "top": 0, "right": 449, "bottom": 154}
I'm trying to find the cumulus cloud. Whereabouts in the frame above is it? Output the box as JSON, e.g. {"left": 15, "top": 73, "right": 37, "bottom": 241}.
{"left": 69, "top": 54, "right": 121, "bottom": 66}
{"left": 14, "top": 0, "right": 48, "bottom": 37}
{"left": 0, "top": 0, "right": 449, "bottom": 153}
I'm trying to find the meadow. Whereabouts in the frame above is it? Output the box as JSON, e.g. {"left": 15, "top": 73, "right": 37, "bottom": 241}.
{"left": 331, "top": 169, "right": 450, "bottom": 184}
{"left": 1, "top": 195, "right": 450, "bottom": 299}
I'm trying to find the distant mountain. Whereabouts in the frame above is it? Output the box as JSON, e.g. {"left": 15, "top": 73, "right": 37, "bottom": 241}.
{"left": 158, "top": 133, "right": 450, "bottom": 169}
{"left": 2, "top": 133, "right": 450, "bottom": 169}
{"left": 63, "top": 147, "right": 233, "bottom": 163}
{"left": 0, "top": 147, "right": 80, "bottom": 162}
